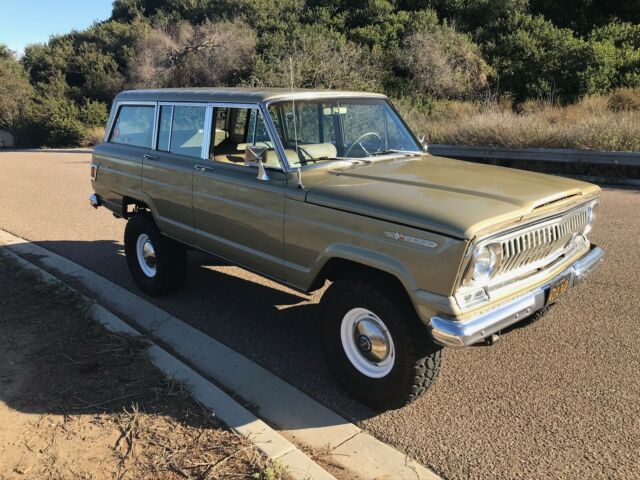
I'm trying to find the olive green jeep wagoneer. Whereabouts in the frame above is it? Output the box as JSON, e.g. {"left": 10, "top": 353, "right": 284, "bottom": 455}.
{"left": 90, "top": 88, "right": 603, "bottom": 410}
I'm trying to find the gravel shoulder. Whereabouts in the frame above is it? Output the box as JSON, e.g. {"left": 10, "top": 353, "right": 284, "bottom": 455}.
{"left": 0, "top": 251, "right": 285, "bottom": 480}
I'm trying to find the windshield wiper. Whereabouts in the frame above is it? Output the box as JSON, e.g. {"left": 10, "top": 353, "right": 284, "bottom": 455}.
{"left": 368, "top": 149, "right": 421, "bottom": 157}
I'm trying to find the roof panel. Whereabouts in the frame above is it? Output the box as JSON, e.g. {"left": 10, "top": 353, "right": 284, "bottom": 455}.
{"left": 114, "top": 87, "right": 387, "bottom": 104}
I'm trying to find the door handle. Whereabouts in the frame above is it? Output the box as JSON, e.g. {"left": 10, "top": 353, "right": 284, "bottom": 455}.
{"left": 143, "top": 153, "right": 159, "bottom": 161}
{"left": 194, "top": 164, "right": 214, "bottom": 172}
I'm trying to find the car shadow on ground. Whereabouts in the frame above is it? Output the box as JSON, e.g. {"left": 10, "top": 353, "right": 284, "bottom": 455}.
{"left": 13, "top": 240, "right": 383, "bottom": 426}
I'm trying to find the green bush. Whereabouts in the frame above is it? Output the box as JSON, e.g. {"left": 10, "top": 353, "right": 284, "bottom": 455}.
{"left": 251, "top": 24, "right": 382, "bottom": 91}
{"left": 0, "top": 50, "right": 34, "bottom": 134}
{"left": 17, "top": 76, "right": 86, "bottom": 147}
{"left": 484, "top": 14, "right": 592, "bottom": 101}
{"left": 78, "top": 99, "right": 109, "bottom": 128}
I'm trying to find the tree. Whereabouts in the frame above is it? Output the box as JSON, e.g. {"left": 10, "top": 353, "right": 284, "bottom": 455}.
{"left": 402, "top": 24, "right": 493, "bottom": 99}
{"left": 0, "top": 47, "right": 34, "bottom": 133}
{"left": 484, "top": 14, "right": 592, "bottom": 101}
{"left": 251, "top": 25, "right": 382, "bottom": 91}
{"left": 530, "top": 0, "right": 640, "bottom": 35}
{"left": 402, "top": 0, "right": 530, "bottom": 33}
{"left": 588, "top": 21, "right": 640, "bottom": 89}
{"left": 18, "top": 75, "right": 87, "bottom": 147}
{"left": 128, "top": 20, "right": 256, "bottom": 88}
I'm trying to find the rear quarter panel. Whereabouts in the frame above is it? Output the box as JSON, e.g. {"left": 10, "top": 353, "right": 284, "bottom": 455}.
{"left": 91, "top": 143, "right": 146, "bottom": 216}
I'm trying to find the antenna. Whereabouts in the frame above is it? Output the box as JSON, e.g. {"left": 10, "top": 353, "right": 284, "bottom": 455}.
{"left": 289, "top": 55, "right": 303, "bottom": 189}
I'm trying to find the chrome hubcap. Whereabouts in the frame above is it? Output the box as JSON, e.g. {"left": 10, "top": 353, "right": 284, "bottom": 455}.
{"left": 354, "top": 318, "right": 389, "bottom": 363}
{"left": 136, "top": 234, "right": 157, "bottom": 277}
{"left": 340, "top": 308, "right": 395, "bottom": 378}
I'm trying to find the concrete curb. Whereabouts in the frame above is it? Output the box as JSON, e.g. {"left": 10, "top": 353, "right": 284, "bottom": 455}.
{"left": 0, "top": 230, "right": 441, "bottom": 480}
{"left": 0, "top": 245, "right": 335, "bottom": 480}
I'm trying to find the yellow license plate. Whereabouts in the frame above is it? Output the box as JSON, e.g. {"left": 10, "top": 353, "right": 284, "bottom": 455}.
{"left": 547, "top": 276, "right": 570, "bottom": 305}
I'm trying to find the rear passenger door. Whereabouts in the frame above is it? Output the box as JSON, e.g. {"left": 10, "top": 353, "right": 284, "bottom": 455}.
{"left": 192, "top": 105, "right": 287, "bottom": 278}
{"left": 142, "top": 103, "right": 207, "bottom": 245}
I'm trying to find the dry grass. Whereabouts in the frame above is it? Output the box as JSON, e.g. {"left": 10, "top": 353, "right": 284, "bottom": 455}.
{"left": 398, "top": 88, "right": 640, "bottom": 152}
{"left": 82, "top": 127, "right": 105, "bottom": 147}
{"left": 0, "top": 251, "right": 287, "bottom": 480}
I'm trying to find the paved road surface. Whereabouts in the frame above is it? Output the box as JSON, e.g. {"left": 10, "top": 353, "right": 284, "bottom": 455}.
{"left": 1, "top": 150, "right": 638, "bottom": 479}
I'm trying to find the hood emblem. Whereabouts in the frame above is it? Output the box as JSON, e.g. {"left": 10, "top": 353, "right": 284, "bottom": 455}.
{"left": 385, "top": 231, "right": 438, "bottom": 248}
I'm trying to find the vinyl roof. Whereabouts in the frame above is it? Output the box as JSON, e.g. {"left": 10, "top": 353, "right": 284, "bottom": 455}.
{"left": 114, "top": 87, "right": 387, "bottom": 104}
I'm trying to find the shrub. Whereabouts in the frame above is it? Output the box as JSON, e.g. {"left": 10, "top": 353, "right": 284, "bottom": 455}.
{"left": 129, "top": 20, "right": 256, "bottom": 88}
{"left": 607, "top": 87, "right": 640, "bottom": 111}
{"left": 589, "top": 21, "right": 640, "bottom": 89}
{"left": 16, "top": 76, "right": 86, "bottom": 147}
{"left": 485, "top": 14, "right": 593, "bottom": 101}
{"left": 78, "top": 99, "right": 109, "bottom": 128}
{"left": 0, "top": 49, "right": 34, "bottom": 133}
{"left": 82, "top": 127, "right": 106, "bottom": 147}
{"left": 251, "top": 25, "right": 382, "bottom": 91}
{"left": 403, "top": 25, "right": 493, "bottom": 99}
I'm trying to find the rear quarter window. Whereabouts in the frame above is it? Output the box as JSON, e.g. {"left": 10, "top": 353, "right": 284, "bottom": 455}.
{"left": 109, "top": 105, "right": 155, "bottom": 148}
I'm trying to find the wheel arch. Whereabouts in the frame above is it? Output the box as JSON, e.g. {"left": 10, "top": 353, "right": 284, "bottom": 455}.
{"left": 308, "top": 245, "right": 418, "bottom": 301}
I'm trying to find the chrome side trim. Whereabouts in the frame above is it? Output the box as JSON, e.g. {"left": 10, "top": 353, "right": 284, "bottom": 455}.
{"left": 430, "top": 246, "right": 604, "bottom": 348}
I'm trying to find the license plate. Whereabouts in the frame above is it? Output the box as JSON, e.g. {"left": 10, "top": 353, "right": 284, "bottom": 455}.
{"left": 547, "top": 276, "right": 570, "bottom": 305}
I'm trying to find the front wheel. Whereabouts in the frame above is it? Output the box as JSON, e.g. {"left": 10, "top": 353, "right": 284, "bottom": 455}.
{"left": 319, "top": 275, "right": 443, "bottom": 410}
{"left": 124, "top": 213, "right": 187, "bottom": 296}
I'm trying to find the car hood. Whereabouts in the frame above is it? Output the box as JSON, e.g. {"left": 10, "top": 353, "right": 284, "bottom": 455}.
{"left": 304, "top": 154, "right": 600, "bottom": 239}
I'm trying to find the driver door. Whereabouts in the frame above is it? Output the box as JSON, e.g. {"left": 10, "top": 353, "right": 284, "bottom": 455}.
{"left": 192, "top": 106, "right": 287, "bottom": 278}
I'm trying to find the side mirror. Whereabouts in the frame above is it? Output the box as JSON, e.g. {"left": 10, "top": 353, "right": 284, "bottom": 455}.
{"left": 245, "top": 145, "right": 269, "bottom": 181}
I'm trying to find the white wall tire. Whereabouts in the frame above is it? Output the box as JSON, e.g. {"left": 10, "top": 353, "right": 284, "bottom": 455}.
{"left": 124, "top": 213, "right": 187, "bottom": 296}
{"left": 340, "top": 307, "right": 395, "bottom": 378}
{"left": 136, "top": 233, "right": 157, "bottom": 278}
{"left": 319, "top": 273, "right": 444, "bottom": 410}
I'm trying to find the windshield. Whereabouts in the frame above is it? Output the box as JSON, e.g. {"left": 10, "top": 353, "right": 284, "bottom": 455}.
{"left": 267, "top": 98, "right": 422, "bottom": 168}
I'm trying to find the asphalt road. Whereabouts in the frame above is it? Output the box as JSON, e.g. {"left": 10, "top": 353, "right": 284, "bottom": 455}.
{"left": 1, "top": 150, "right": 639, "bottom": 479}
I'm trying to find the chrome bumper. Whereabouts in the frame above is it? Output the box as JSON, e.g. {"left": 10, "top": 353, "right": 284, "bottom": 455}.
{"left": 429, "top": 246, "right": 604, "bottom": 348}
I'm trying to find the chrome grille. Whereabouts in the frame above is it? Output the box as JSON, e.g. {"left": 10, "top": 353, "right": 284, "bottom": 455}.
{"left": 494, "top": 207, "right": 589, "bottom": 277}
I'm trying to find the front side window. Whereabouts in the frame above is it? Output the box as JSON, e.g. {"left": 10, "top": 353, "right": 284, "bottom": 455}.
{"left": 209, "top": 107, "right": 281, "bottom": 169}
{"left": 109, "top": 105, "right": 155, "bottom": 148}
{"left": 267, "top": 98, "right": 421, "bottom": 167}
{"left": 169, "top": 106, "right": 206, "bottom": 158}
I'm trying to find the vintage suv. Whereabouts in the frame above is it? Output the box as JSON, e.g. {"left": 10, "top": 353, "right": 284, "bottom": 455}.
{"left": 90, "top": 88, "right": 603, "bottom": 410}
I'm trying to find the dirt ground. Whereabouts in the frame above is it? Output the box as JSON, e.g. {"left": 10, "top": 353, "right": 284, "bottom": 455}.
{"left": 0, "top": 252, "right": 285, "bottom": 480}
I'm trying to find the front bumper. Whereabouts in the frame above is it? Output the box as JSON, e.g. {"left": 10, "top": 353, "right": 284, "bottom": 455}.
{"left": 429, "top": 246, "right": 604, "bottom": 348}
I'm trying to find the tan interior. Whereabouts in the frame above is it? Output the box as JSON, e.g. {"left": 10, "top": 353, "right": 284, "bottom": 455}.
{"left": 298, "top": 143, "right": 337, "bottom": 160}
{"left": 211, "top": 137, "right": 336, "bottom": 169}
{"left": 212, "top": 128, "right": 228, "bottom": 147}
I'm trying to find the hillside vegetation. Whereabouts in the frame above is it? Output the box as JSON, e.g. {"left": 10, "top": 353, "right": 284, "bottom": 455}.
{"left": 1, "top": 0, "right": 639, "bottom": 150}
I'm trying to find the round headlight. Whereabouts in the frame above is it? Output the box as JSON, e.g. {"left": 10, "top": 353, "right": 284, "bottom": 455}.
{"left": 471, "top": 243, "right": 502, "bottom": 282}
{"left": 583, "top": 201, "right": 599, "bottom": 235}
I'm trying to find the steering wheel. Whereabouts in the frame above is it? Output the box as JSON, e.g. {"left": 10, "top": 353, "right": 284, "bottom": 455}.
{"left": 344, "top": 132, "right": 382, "bottom": 158}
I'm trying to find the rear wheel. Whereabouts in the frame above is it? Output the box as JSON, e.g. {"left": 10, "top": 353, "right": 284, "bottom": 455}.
{"left": 319, "top": 274, "right": 443, "bottom": 410}
{"left": 124, "top": 213, "right": 187, "bottom": 296}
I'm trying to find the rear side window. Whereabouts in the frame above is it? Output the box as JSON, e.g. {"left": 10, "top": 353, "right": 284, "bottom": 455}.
{"left": 109, "top": 105, "right": 155, "bottom": 148}
{"left": 170, "top": 106, "right": 206, "bottom": 158}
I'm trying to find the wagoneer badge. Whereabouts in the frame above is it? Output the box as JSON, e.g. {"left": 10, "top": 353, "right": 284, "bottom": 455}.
{"left": 384, "top": 231, "right": 438, "bottom": 248}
